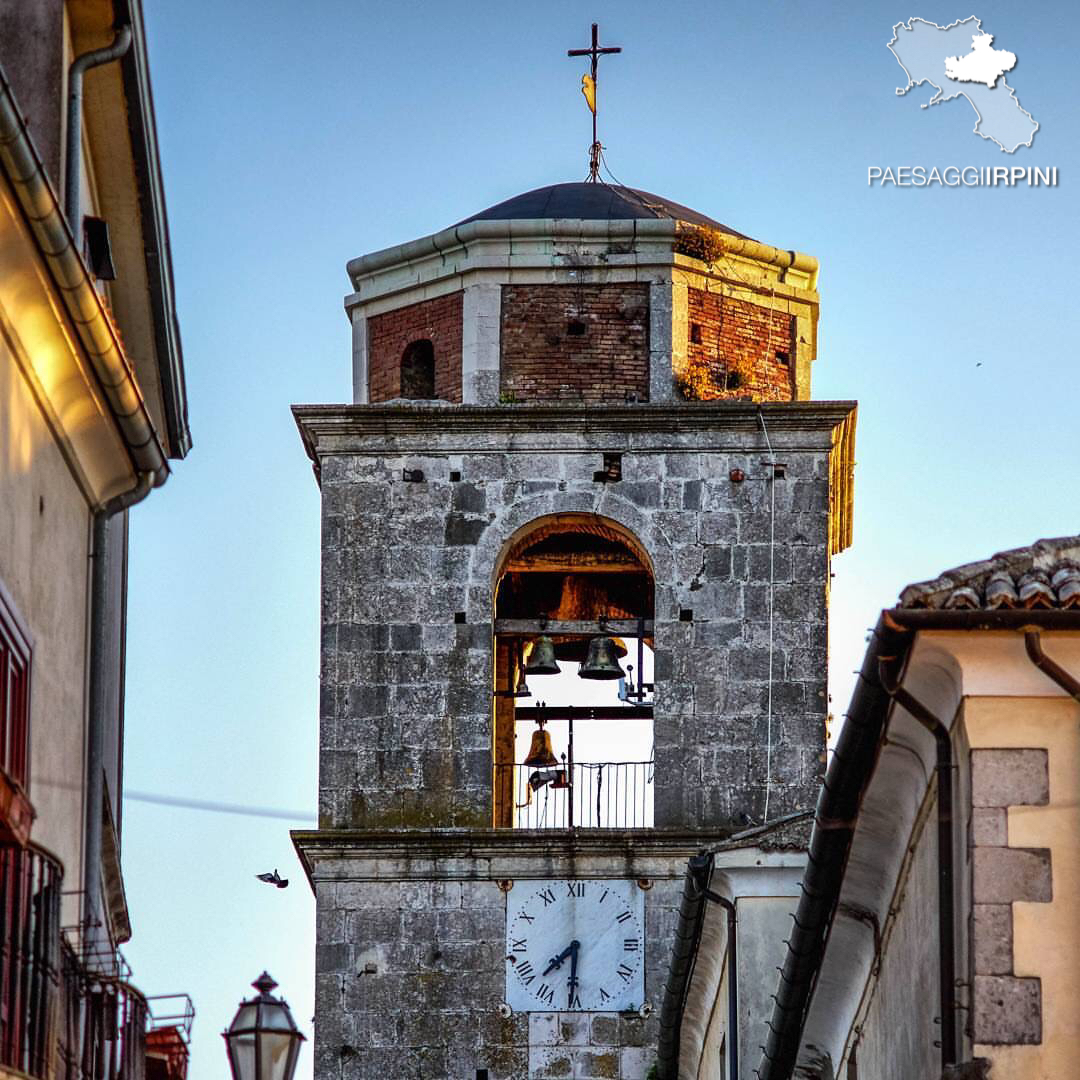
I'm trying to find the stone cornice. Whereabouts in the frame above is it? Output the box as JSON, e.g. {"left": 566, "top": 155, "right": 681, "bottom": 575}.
{"left": 291, "top": 827, "right": 803, "bottom": 888}
{"left": 293, "top": 401, "right": 857, "bottom": 462}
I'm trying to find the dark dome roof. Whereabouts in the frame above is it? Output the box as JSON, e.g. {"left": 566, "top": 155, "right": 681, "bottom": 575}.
{"left": 454, "top": 182, "right": 746, "bottom": 236}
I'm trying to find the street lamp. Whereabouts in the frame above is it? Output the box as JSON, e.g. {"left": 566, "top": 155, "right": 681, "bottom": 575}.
{"left": 223, "top": 973, "right": 306, "bottom": 1080}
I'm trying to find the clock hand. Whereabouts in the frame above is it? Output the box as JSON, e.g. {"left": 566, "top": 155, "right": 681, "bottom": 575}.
{"left": 543, "top": 942, "right": 574, "bottom": 977}
{"left": 567, "top": 940, "right": 580, "bottom": 1007}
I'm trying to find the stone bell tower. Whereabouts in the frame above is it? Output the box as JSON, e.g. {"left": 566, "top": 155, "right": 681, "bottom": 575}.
{"left": 293, "top": 180, "right": 855, "bottom": 1078}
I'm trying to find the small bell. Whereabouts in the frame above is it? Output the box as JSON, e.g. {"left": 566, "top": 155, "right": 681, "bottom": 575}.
{"left": 523, "top": 720, "right": 558, "bottom": 767}
{"left": 578, "top": 636, "right": 624, "bottom": 680}
{"left": 513, "top": 669, "right": 531, "bottom": 699}
{"left": 524, "top": 635, "right": 559, "bottom": 675}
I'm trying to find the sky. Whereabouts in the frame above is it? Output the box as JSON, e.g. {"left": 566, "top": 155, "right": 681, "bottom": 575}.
{"left": 118, "top": 3, "right": 1080, "bottom": 1077}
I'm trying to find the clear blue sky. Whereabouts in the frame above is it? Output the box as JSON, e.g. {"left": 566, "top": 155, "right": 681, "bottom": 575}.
{"left": 119, "top": 3, "right": 1080, "bottom": 1076}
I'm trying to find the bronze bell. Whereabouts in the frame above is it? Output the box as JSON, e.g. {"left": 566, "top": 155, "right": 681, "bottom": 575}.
{"left": 523, "top": 722, "right": 559, "bottom": 767}
{"left": 524, "top": 635, "right": 559, "bottom": 675}
{"left": 578, "top": 636, "right": 625, "bottom": 680}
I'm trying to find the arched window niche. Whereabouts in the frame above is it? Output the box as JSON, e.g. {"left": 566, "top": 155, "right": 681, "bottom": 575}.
{"left": 400, "top": 338, "right": 436, "bottom": 399}
{"left": 492, "top": 514, "right": 655, "bottom": 829}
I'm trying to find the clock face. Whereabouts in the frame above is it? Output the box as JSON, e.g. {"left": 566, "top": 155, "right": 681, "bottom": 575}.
{"left": 505, "top": 879, "right": 646, "bottom": 1012}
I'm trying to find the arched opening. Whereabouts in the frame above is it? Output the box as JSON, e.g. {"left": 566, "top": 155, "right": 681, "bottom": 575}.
{"left": 492, "top": 514, "right": 655, "bottom": 828}
{"left": 400, "top": 339, "right": 435, "bottom": 399}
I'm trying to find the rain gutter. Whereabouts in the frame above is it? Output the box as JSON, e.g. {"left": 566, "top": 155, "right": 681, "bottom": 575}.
{"left": 759, "top": 613, "right": 911, "bottom": 1078}
{"left": 0, "top": 60, "right": 168, "bottom": 481}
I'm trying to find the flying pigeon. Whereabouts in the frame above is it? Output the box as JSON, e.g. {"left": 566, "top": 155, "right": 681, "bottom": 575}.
{"left": 256, "top": 869, "right": 289, "bottom": 889}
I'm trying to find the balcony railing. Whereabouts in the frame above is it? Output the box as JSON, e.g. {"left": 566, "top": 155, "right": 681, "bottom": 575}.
{"left": 495, "top": 760, "right": 653, "bottom": 829}
{"left": 58, "top": 947, "right": 148, "bottom": 1080}
{"left": 0, "top": 842, "right": 62, "bottom": 1079}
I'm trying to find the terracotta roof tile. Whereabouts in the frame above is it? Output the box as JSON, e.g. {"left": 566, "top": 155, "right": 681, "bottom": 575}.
{"left": 898, "top": 536, "right": 1080, "bottom": 611}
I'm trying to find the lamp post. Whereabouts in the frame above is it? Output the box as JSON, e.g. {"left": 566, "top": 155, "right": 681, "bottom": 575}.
{"left": 223, "top": 973, "right": 306, "bottom": 1080}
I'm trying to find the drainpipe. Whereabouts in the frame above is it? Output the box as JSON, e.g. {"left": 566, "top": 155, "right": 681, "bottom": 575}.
{"left": 83, "top": 470, "right": 157, "bottom": 951}
{"left": 878, "top": 660, "right": 958, "bottom": 1072}
{"left": 657, "top": 853, "right": 738, "bottom": 1080}
{"left": 65, "top": 24, "right": 132, "bottom": 227}
{"left": 710, "top": 889, "right": 739, "bottom": 1080}
{"left": 1023, "top": 631, "right": 1080, "bottom": 703}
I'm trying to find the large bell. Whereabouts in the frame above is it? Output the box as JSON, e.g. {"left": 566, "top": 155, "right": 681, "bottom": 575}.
{"left": 578, "top": 636, "right": 625, "bottom": 680}
{"left": 524, "top": 636, "right": 559, "bottom": 676}
{"left": 523, "top": 723, "right": 559, "bottom": 767}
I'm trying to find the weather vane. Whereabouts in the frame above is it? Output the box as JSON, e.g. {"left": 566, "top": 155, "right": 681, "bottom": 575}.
{"left": 568, "top": 23, "right": 622, "bottom": 182}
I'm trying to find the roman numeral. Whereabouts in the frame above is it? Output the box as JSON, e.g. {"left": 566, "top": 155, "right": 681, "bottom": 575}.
{"left": 599, "top": 889, "right": 609, "bottom": 904}
{"left": 566, "top": 881, "right": 585, "bottom": 897}
{"left": 616, "top": 911, "right": 632, "bottom": 923}
{"left": 617, "top": 963, "right": 633, "bottom": 982}
{"left": 511, "top": 938, "right": 527, "bottom": 952}
{"left": 517, "top": 962, "right": 535, "bottom": 985}
{"left": 537, "top": 983, "right": 555, "bottom": 1005}
{"left": 599, "top": 987, "right": 611, "bottom": 1003}
{"left": 624, "top": 939, "right": 639, "bottom": 951}
{"left": 538, "top": 888, "right": 556, "bottom": 906}
{"left": 568, "top": 991, "right": 581, "bottom": 1009}
{"left": 519, "top": 913, "right": 535, "bottom": 924}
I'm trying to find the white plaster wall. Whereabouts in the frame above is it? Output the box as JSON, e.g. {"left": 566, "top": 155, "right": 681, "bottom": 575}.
{"left": 0, "top": 330, "right": 90, "bottom": 925}
{"left": 849, "top": 797, "right": 941, "bottom": 1078}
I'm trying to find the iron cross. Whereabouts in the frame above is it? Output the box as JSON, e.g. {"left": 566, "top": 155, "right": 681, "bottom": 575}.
{"left": 568, "top": 23, "right": 622, "bottom": 181}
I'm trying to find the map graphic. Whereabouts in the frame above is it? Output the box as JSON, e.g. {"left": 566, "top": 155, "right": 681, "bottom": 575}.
{"left": 888, "top": 17, "right": 1038, "bottom": 152}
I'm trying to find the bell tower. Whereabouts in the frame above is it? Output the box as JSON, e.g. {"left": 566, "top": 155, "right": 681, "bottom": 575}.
{"left": 293, "top": 180, "right": 855, "bottom": 1078}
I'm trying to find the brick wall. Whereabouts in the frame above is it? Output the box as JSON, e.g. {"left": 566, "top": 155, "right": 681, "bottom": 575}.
{"left": 500, "top": 284, "right": 649, "bottom": 403}
{"left": 683, "top": 288, "right": 795, "bottom": 402}
{"left": 368, "top": 293, "right": 463, "bottom": 402}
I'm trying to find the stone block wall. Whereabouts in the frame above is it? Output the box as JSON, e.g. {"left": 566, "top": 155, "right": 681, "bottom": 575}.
{"left": 500, "top": 285, "right": 650, "bottom": 404}
{"left": 316, "top": 416, "right": 834, "bottom": 831}
{"left": 312, "top": 872, "right": 683, "bottom": 1079}
{"left": 368, "top": 293, "right": 463, "bottom": 403}
{"left": 970, "top": 748, "right": 1051, "bottom": 1045}
{"left": 682, "top": 289, "right": 795, "bottom": 402}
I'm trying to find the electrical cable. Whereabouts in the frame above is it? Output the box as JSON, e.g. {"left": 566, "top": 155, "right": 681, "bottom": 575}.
{"left": 757, "top": 405, "right": 778, "bottom": 823}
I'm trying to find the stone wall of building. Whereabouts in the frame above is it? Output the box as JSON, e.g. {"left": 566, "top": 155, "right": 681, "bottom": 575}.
{"left": 682, "top": 289, "right": 795, "bottom": 403}
{"left": 368, "top": 293, "right": 463, "bottom": 402}
{"left": 311, "top": 866, "right": 683, "bottom": 1079}
{"left": 499, "top": 285, "right": 650, "bottom": 404}
{"left": 314, "top": 407, "right": 837, "bottom": 832}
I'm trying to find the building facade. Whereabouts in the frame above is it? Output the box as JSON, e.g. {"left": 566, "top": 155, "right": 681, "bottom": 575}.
{"left": 738, "top": 538, "right": 1080, "bottom": 1080}
{"left": 0, "top": 1, "right": 192, "bottom": 1076}
{"left": 293, "top": 181, "right": 856, "bottom": 1077}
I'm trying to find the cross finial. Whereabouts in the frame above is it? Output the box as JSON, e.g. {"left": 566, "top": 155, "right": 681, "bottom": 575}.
{"left": 568, "top": 23, "right": 622, "bottom": 181}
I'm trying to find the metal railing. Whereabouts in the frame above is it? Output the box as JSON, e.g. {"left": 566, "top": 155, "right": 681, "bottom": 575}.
{"left": 58, "top": 946, "right": 148, "bottom": 1080}
{"left": 495, "top": 760, "right": 654, "bottom": 829}
{"left": 0, "top": 842, "right": 62, "bottom": 1079}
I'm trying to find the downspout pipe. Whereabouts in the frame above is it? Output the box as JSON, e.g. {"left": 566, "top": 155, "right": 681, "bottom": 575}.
{"left": 708, "top": 887, "right": 739, "bottom": 1080}
{"left": 1024, "top": 631, "right": 1080, "bottom": 703}
{"left": 656, "top": 853, "right": 712, "bottom": 1078}
{"left": 65, "top": 25, "right": 132, "bottom": 228}
{"left": 656, "top": 853, "right": 739, "bottom": 1080}
{"left": 83, "top": 469, "right": 156, "bottom": 950}
{"left": 877, "top": 663, "right": 958, "bottom": 1072}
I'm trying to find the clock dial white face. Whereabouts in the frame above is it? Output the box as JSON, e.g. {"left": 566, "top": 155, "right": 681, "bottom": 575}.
{"left": 505, "top": 879, "right": 646, "bottom": 1012}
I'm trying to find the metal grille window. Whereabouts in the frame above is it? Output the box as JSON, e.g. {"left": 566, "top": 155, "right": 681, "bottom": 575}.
{"left": 0, "top": 844, "right": 62, "bottom": 1078}
{"left": 0, "top": 585, "right": 31, "bottom": 789}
